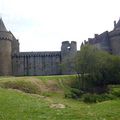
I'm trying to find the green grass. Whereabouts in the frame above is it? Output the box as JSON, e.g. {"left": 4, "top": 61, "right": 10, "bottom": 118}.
{"left": 0, "top": 88, "right": 82, "bottom": 120}
{"left": 0, "top": 76, "right": 120, "bottom": 120}
{"left": 37, "top": 74, "right": 76, "bottom": 80}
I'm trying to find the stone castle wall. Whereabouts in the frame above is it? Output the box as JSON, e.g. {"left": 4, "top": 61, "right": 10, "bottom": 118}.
{"left": 12, "top": 41, "right": 77, "bottom": 76}
{"left": 12, "top": 52, "right": 62, "bottom": 76}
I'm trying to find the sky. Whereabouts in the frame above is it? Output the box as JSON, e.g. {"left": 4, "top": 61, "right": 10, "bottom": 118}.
{"left": 0, "top": 0, "right": 120, "bottom": 51}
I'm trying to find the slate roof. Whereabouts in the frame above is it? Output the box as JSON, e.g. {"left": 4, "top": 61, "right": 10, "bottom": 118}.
{"left": 0, "top": 18, "right": 7, "bottom": 31}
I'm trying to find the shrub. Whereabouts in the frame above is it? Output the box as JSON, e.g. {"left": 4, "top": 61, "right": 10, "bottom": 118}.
{"left": 71, "top": 88, "right": 84, "bottom": 97}
{"left": 65, "top": 91, "right": 77, "bottom": 99}
{"left": 82, "top": 93, "right": 97, "bottom": 103}
{"left": 81, "top": 93, "right": 115, "bottom": 103}
{"left": 65, "top": 88, "right": 84, "bottom": 99}
{"left": 109, "top": 85, "right": 120, "bottom": 97}
{"left": 96, "top": 94, "right": 115, "bottom": 102}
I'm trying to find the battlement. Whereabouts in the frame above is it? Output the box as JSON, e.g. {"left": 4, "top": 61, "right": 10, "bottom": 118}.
{"left": 62, "top": 41, "right": 76, "bottom": 45}
{"left": 71, "top": 41, "right": 76, "bottom": 44}
{"left": 61, "top": 41, "right": 77, "bottom": 51}
{"left": 62, "top": 41, "right": 69, "bottom": 44}
{"left": 12, "top": 51, "right": 61, "bottom": 57}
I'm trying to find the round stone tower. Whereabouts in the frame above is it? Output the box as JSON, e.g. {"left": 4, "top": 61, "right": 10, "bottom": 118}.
{"left": 0, "top": 18, "right": 13, "bottom": 75}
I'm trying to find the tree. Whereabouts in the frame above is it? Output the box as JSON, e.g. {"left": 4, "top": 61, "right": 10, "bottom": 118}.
{"left": 75, "top": 45, "right": 99, "bottom": 90}
{"left": 75, "top": 44, "right": 120, "bottom": 93}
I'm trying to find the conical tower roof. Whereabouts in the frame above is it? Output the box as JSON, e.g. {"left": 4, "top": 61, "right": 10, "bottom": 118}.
{"left": 0, "top": 18, "right": 7, "bottom": 31}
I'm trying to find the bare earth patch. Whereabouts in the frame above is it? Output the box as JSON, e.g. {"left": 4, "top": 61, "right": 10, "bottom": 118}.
{"left": 50, "top": 103, "right": 66, "bottom": 109}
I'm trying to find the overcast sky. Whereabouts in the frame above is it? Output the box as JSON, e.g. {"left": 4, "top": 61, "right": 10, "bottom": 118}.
{"left": 0, "top": 0, "right": 120, "bottom": 51}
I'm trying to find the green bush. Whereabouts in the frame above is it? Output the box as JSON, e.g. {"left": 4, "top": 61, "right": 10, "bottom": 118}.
{"left": 65, "top": 88, "right": 84, "bottom": 99}
{"left": 97, "top": 94, "right": 115, "bottom": 102}
{"left": 65, "top": 91, "right": 77, "bottom": 99}
{"left": 82, "top": 93, "right": 97, "bottom": 103}
{"left": 71, "top": 88, "right": 84, "bottom": 97}
{"left": 81, "top": 93, "right": 115, "bottom": 103}
{"left": 109, "top": 85, "right": 120, "bottom": 97}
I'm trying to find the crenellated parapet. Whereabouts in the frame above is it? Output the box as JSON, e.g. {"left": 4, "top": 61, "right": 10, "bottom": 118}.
{"left": 61, "top": 41, "right": 77, "bottom": 55}
{"left": 12, "top": 51, "right": 61, "bottom": 57}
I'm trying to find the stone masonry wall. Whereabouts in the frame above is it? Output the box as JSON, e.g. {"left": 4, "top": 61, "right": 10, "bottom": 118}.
{"left": 12, "top": 52, "right": 61, "bottom": 76}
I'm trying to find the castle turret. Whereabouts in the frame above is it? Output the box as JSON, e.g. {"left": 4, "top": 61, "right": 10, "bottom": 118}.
{"left": 61, "top": 41, "right": 77, "bottom": 74}
{"left": 0, "top": 18, "right": 13, "bottom": 75}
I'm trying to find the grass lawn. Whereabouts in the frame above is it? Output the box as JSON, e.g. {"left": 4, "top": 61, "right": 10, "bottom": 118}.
{"left": 0, "top": 76, "right": 120, "bottom": 120}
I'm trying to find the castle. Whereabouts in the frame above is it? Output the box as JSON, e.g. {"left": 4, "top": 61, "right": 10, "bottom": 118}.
{"left": 82, "top": 18, "right": 120, "bottom": 55}
{"left": 0, "top": 18, "right": 77, "bottom": 76}
{"left": 1, "top": 18, "right": 120, "bottom": 76}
